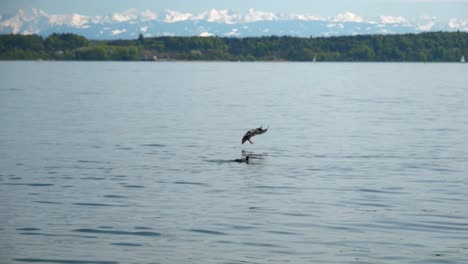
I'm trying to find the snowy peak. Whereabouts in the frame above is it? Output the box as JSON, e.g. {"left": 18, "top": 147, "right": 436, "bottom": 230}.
{"left": 333, "top": 12, "right": 364, "bottom": 23}
{"left": 1, "top": 8, "right": 467, "bottom": 39}
{"left": 197, "top": 9, "right": 238, "bottom": 24}
{"left": 162, "top": 10, "right": 193, "bottom": 23}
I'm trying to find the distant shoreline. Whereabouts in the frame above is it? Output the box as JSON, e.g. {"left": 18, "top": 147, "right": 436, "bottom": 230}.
{"left": 2, "top": 59, "right": 466, "bottom": 63}
{"left": 1, "top": 32, "right": 467, "bottom": 62}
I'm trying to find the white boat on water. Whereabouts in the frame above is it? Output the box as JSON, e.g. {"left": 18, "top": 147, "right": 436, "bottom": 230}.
{"left": 312, "top": 56, "right": 317, "bottom": 63}
{"left": 461, "top": 55, "right": 465, "bottom": 63}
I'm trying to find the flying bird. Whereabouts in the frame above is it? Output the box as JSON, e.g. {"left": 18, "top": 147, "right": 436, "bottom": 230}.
{"left": 242, "top": 126, "right": 268, "bottom": 144}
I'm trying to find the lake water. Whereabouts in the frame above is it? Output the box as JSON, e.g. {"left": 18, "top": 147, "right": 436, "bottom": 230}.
{"left": 1, "top": 61, "right": 467, "bottom": 264}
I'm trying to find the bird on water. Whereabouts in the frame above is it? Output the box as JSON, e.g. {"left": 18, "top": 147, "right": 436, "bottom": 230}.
{"left": 234, "top": 156, "right": 250, "bottom": 163}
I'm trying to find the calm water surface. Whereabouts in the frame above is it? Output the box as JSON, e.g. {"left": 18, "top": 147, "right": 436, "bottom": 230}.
{"left": 1, "top": 62, "right": 467, "bottom": 264}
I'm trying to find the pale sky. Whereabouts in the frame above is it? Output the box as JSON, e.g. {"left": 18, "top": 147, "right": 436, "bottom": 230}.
{"left": 1, "top": 0, "right": 467, "bottom": 21}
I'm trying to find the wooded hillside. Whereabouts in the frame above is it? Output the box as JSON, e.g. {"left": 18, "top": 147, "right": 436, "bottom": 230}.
{"left": 1, "top": 32, "right": 466, "bottom": 62}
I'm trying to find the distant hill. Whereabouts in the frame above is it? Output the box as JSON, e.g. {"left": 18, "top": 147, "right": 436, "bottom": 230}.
{"left": 1, "top": 32, "right": 467, "bottom": 62}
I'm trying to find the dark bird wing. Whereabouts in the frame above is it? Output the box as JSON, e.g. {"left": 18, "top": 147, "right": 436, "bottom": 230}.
{"left": 255, "top": 127, "right": 268, "bottom": 135}
{"left": 241, "top": 126, "right": 268, "bottom": 144}
{"left": 242, "top": 129, "right": 256, "bottom": 144}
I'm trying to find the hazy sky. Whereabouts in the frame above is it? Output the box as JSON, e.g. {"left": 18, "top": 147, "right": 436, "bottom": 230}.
{"left": 1, "top": 0, "right": 467, "bottom": 20}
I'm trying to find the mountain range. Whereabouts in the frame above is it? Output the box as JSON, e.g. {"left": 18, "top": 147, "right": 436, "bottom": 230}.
{"left": 1, "top": 8, "right": 467, "bottom": 39}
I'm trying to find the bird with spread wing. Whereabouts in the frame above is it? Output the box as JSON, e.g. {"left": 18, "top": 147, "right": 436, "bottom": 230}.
{"left": 242, "top": 126, "right": 268, "bottom": 144}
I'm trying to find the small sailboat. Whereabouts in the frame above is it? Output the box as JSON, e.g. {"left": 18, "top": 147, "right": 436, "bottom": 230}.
{"left": 461, "top": 55, "right": 465, "bottom": 63}
{"left": 312, "top": 56, "right": 317, "bottom": 63}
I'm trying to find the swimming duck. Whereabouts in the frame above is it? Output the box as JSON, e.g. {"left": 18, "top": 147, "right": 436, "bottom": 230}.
{"left": 234, "top": 156, "right": 250, "bottom": 163}
{"left": 242, "top": 126, "right": 268, "bottom": 144}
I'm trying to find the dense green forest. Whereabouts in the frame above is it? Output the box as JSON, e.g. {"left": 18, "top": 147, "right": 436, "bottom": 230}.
{"left": 0, "top": 32, "right": 467, "bottom": 61}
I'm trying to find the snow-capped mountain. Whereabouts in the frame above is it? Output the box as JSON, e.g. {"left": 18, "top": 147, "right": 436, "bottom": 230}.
{"left": 0, "top": 8, "right": 467, "bottom": 39}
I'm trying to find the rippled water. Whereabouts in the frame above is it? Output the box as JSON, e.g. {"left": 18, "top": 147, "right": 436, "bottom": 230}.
{"left": 1, "top": 61, "right": 467, "bottom": 264}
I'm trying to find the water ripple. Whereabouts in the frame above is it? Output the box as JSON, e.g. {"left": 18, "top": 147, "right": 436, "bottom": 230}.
{"left": 186, "top": 229, "right": 227, "bottom": 235}
{"left": 13, "top": 259, "right": 118, "bottom": 264}
{"left": 72, "top": 203, "right": 128, "bottom": 207}
{"left": 77, "top": 160, "right": 106, "bottom": 164}
{"left": 266, "top": 230, "right": 300, "bottom": 236}
{"left": 103, "top": 195, "right": 128, "bottom": 199}
{"left": 173, "top": 181, "right": 208, "bottom": 186}
{"left": 110, "top": 242, "right": 142, "bottom": 247}
{"left": 16, "top": 228, "right": 41, "bottom": 231}
{"left": 72, "top": 228, "right": 161, "bottom": 236}
{"left": 242, "top": 242, "right": 281, "bottom": 248}
{"left": 1, "top": 183, "right": 54, "bottom": 187}
{"left": 18, "top": 232, "right": 97, "bottom": 239}
{"left": 141, "top": 144, "right": 166, "bottom": 147}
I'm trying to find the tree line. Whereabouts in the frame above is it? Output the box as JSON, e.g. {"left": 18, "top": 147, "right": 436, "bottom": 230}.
{"left": 0, "top": 32, "right": 466, "bottom": 61}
